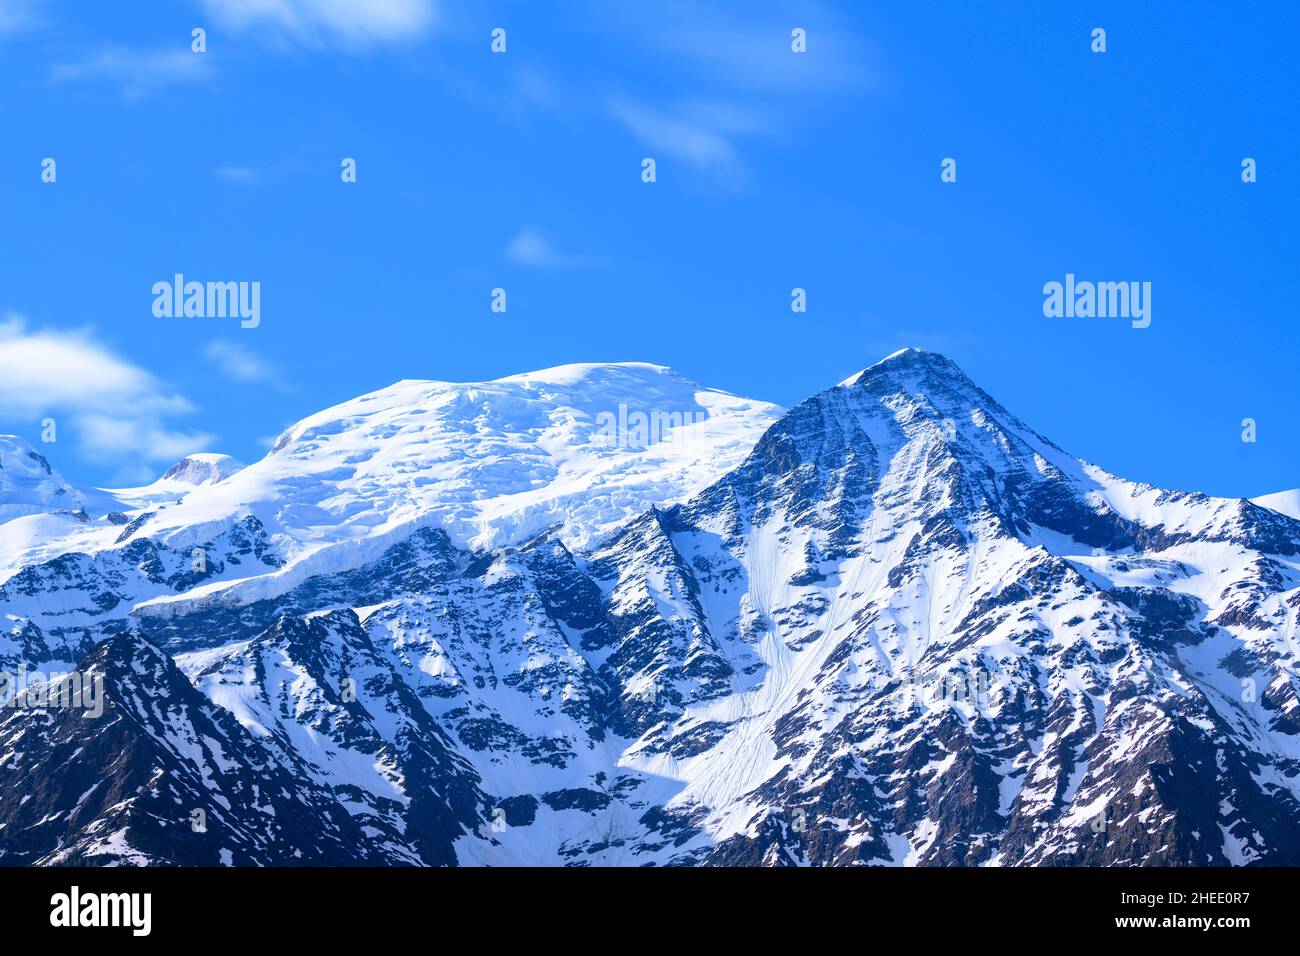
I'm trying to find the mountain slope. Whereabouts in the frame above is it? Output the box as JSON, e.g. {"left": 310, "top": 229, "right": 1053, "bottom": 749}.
{"left": 1255, "top": 489, "right": 1300, "bottom": 521}
{"left": 1, "top": 350, "right": 1297, "bottom": 867}
{"left": 0, "top": 633, "right": 401, "bottom": 865}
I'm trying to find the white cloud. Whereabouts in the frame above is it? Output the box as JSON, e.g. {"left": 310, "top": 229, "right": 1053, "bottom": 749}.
{"left": 76, "top": 415, "right": 212, "bottom": 468}
{"left": 608, "top": 99, "right": 753, "bottom": 177}
{"left": 204, "top": 340, "right": 282, "bottom": 385}
{"left": 0, "top": 314, "right": 211, "bottom": 466}
{"left": 51, "top": 47, "right": 215, "bottom": 99}
{"left": 504, "top": 229, "right": 594, "bottom": 269}
{"left": 201, "top": 0, "right": 436, "bottom": 49}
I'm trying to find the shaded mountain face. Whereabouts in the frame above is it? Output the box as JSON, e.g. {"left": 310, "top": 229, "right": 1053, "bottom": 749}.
{"left": 1, "top": 349, "right": 1298, "bottom": 866}
{"left": 0, "top": 632, "right": 408, "bottom": 865}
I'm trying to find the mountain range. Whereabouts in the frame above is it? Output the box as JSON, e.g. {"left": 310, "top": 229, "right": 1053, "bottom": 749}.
{"left": 1, "top": 349, "right": 1297, "bottom": 866}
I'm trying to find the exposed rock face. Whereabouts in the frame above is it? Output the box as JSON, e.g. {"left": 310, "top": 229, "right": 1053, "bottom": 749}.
{"left": 158, "top": 453, "right": 245, "bottom": 486}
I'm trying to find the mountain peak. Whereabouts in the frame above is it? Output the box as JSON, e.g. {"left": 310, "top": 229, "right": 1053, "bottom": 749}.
{"left": 0, "top": 434, "right": 83, "bottom": 521}
{"left": 492, "top": 361, "right": 680, "bottom": 387}
{"left": 838, "top": 348, "right": 968, "bottom": 388}
{"left": 876, "top": 345, "right": 939, "bottom": 364}
{"left": 380, "top": 362, "right": 688, "bottom": 396}
{"left": 833, "top": 349, "right": 999, "bottom": 433}
{"left": 158, "top": 453, "right": 245, "bottom": 486}
{"left": 0, "top": 434, "right": 49, "bottom": 471}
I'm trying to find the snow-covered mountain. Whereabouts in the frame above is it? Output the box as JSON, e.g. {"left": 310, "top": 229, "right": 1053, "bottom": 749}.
{"left": 1255, "top": 489, "right": 1300, "bottom": 521}
{"left": 2, "top": 350, "right": 1297, "bottom": 867}
{"left": 0, "top": 363, "right": 780, "bottom": 593}
{"left": 0, "top": 435, "right": 83, "bottom": 523}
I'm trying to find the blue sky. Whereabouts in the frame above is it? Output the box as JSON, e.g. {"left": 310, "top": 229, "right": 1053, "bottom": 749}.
{"left": 0, "top": 0, "right": 1295, "bottom": 495}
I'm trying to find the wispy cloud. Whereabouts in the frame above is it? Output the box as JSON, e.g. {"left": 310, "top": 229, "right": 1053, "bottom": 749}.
{"left": 0, "top": 313, "right": 211, "bottom": 466}
{"left": 51, "top": 46, "right": 215, "bottom": 99}
{"left": 596, "top": 1, "right": 877, "bottom": 184}
{"left": 608, "top": 98, "right": 767, "bottom": 182}
{"left": 504, "top": 228, "right": 596, "bottom": 269}
{"left": 619, "top": 0, "right": 877, "bottom": 95}
{"left": 204, "top": 340, "right": 284, "bottom": 386}
{"left": 0, "top": 0, "right": 46, "bottom": 37}
{"left": 200, "top": 0, "right": 437, "bottom": 49}
{"left": 215, "top": 165, "right": 259, "bottom": 182}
